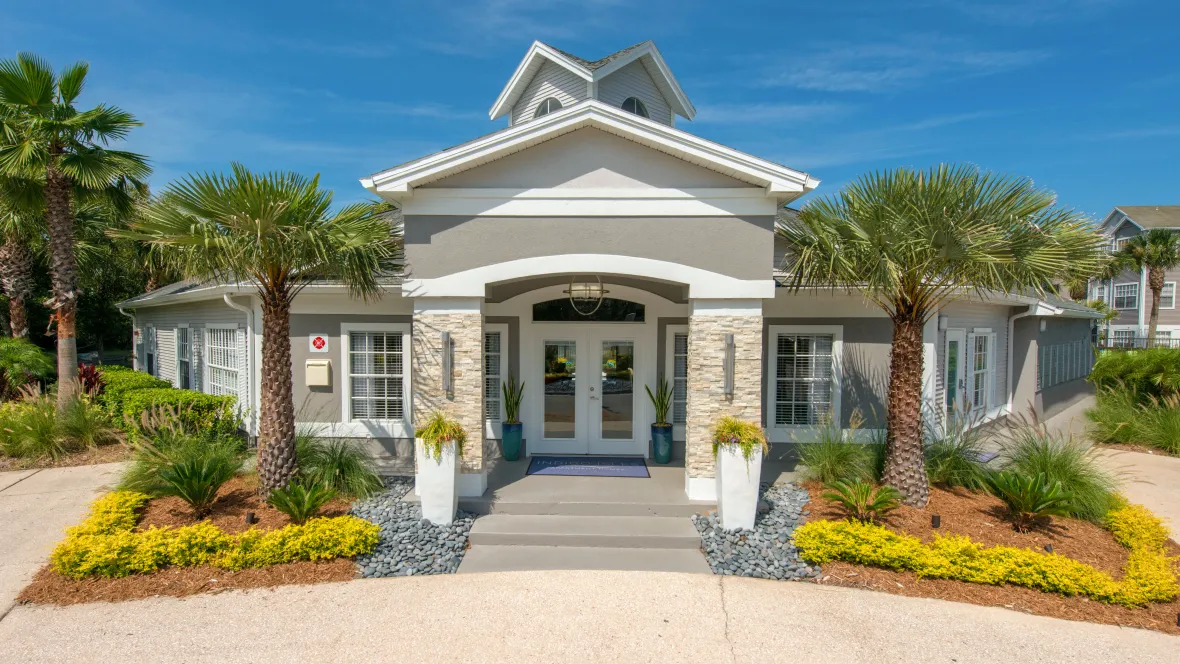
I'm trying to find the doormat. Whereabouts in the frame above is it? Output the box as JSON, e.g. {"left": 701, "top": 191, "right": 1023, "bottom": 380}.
{"left": 526, "top": 456, "right": 650, "bottom": 478}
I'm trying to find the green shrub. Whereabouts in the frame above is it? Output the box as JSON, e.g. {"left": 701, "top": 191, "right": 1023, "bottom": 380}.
{"left": 97, "top": 367, "right": 170, "bottom": 415}
{"left": 157, "top": 456, "right": 240, "bottom": 518}
{"left": 985, "top": 471, "right": 1074, "bottom": 532}
{"left": 50, "top": 490, "right": 380, "bottom": 579}
{"left": 1086, "top": 389, "right": 1140, "bottom": 446}
{"left": 0, "top": 393, "right": 120, "bottom": 460}
{"left": 119, "top": 433, "right": 245, "bottom": 497}
{"left": 924, "top": 424, "right": 989, "bottom": 490}
{"left": 822, "top": 479, "right": 901, "bottom": 523}
{"left": 120, "top": 388, "right": 239, "bottom": 440}
{"left": 0, "top": 337, "right": 54, "bottom": 399}
{"left": 998, "top": 423, "right": 1119, "bottom": 523}
{"left": 798, "top": 416, "right": 876, "bottom": 483}
{"left": 1089, "top": 347, "right": 1180, "bottom": 403}
{"left": 296, "top": 435, "right": 383, "bottom": 499}
{"left": 1132, "top": 398, "right": 1180, "bottom": 455}
{"left": 268, "top": 482, "right": 337, "bottom": 525}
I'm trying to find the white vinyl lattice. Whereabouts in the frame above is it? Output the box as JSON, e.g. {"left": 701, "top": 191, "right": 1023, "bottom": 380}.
{"left": 774, "top": 334, "right": 834, "bottom": 426}
{"left": 672, "top": 333, "right": 688, "bottom": 425}
{"left": 349, "top": 332, "right": 404, "bottom": 420}
{"left": 206, "top": 328, "right": 239, "bottom": 399}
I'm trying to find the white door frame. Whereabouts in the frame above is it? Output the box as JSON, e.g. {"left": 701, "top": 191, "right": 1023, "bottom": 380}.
{"left": 944, "top": 328, "right": 967, "bottom": 423}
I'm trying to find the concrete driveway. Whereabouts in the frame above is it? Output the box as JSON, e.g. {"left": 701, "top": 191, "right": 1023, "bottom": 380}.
{"left": 0, "top": 571, "right": 1175, "bottom": 663}
{"left": 0, "top": 463, "right": 123, "bottom": 611}
{"left": 1097, "top": 448, "right": 1180, "bottom": 537}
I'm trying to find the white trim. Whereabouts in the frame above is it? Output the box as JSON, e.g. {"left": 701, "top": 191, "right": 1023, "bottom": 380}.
{"left": 489, "top": 42, "right": 595, "bottom": 121}
{"left": 365, "top": 100, "right": 818, "bottom": 201}
{"left": 457, "top": 472, "right": 488, "bottom": 498}
{"left": 483, "top": 323, "right": 509, "bottom": 441}
{"left": 685, "top": 475, "right": 717, "bottom": 501}
{"left": 403, "top": 254, "right": 775, "bottom": 300}
{"left": 765, "top": 325, "right": 844, "bottom": 444}
{"left": 340, "top": 322, "right": 413, "bottom": 439}
{"left": 400, "top": 187, "right": 777, "bottom": 217}
{"left": 1139, "top": 268, "right": 1149, "bottom": 328}
{"left": 412, "top": 297, "right": 484, "bottom": 315}
{"left": 1113, "top": 281, "right": 1140, "bottom": 310}
{"left": 1161, "top": 282, "right": 1177, "bottom": 310}
{"left": 664, "top": 324, "right": 688, "bottom": 441}
{"left": 688, "top": 299, "right": 763, "bottom": 317}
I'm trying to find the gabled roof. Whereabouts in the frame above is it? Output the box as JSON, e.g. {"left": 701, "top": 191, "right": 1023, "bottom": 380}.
{"left": 489, "top": 40, "right": 696, "bottom": 122}
{"left": 363, "top": 99, "right": 819, "bottom": 201}
{"left": 1113, "top": 206, "right": 1180, "bottom": 230}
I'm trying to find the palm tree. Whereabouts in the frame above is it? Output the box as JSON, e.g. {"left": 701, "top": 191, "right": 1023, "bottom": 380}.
{"left": 117, "top": 164, "right": 401, "bottom": 495}
{"left": 778, "top": 165, "right": 1104, "bottom": 506}
{"left": 0, "top": 53, "right": 149, "bottom": 407}
{"left": 1113, "top": 229, "right": 1180, "bottom": 344}
{"left": 0, "top": 179, "right": 39, "bottom": 337}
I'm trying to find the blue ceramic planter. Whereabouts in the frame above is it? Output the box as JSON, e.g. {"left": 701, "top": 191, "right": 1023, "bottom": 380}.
{"left": 502, "top": 422, "right": 523, "bottom": 461}
{"left": 651, "top": 424, "right": 673, "bottom": 464}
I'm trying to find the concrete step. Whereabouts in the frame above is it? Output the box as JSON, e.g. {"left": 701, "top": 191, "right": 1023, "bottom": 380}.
{"left": 457, "top": 496, "right": 713, "bottom": 518}
{"left": 457, "top": 544, "right": 712, "bottom": 574}
{"left": 469, "top": 514, "right": 702, "bottom": 549}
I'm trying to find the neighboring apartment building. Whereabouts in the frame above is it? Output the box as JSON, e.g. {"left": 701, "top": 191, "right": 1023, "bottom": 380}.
{"left": 1090, "top": 206, "right": 1180, "bottom": 346}
{"left": 118, "top": 41, "right": 1100, "bottom": 500}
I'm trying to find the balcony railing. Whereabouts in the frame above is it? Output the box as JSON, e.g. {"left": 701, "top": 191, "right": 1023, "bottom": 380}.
{"left": 1096, "top": 335, "right": 1180, "bottom": 350}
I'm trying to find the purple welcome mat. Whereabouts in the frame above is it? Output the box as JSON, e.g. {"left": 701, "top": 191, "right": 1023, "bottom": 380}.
{"left": 526, "top": 456, "right": 650, "bottom": 478}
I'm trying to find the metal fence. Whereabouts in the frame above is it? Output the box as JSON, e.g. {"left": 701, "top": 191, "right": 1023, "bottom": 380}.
{"left": 1095, "top": 335, "right": 1180, "bottom": 350}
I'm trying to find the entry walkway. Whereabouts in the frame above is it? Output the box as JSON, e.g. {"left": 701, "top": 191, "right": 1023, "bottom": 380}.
{"left": 1, "top": 571, "right": 1174, "bottom": 662}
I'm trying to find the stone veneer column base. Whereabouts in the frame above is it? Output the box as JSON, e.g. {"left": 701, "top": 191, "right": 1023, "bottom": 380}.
{"left": 684, "top": 300, "right": 764, "bottom": 499}
{"left": 412, "top": 297, "right": 487, "bottom": 498}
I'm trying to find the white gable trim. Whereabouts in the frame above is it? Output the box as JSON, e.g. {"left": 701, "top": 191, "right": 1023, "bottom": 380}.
{"left": 490, "top": 40, "right": 695, "bottom": 121}
{"left": 401, "top": 187, "right": 777, "bottom": 216}
{"left": 364, "top": 100, "right": 819, "bottom": 202}
{"left": 402, "top": 254, "right": 776, "bottom": 299}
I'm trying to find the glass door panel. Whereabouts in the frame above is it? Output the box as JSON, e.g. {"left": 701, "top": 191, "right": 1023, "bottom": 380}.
{"left": 543, "top": 341, "right": 576, "bottom": 439}
{"left": 599, "top": 341, "right": 635, "bottom": 440}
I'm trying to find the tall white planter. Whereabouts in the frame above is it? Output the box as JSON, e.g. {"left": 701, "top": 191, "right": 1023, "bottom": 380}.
{"left": 715, "top": 444, "right": 763, "bottom": 530}
{"left": 415, "top": 439, "right": 459, "bottom": 525}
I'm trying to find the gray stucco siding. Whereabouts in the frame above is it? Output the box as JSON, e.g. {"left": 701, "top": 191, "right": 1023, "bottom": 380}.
{"left": 404, "top": 215, "right": 774, "bottom": 281}
{"left": 289, "top": 313, "right": 413, "bottom": 423}
{"left": 762, "top": 317, "right": 893, "bottom": 430}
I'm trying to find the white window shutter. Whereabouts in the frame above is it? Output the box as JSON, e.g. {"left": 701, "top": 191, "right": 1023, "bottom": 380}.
{"left": 192, "top": 328, "right": 204, "bottom": 393}
{"left": 236, "top": 326, "right": 249, "bottom": 416}
{"left": 988, "top": 333, "right": 997, "bottom": 410}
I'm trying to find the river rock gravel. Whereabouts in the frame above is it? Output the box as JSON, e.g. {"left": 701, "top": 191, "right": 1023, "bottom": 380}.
{"left": 351, "top": 478, "right": 474, "bottom": 578}
{"left": 693, "top": 482, "right": 821, "bottom": 581}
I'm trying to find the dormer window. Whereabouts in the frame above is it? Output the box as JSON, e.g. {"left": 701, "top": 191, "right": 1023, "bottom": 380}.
{"left": 534, "top": 97, "right": 563, "bottom": 118}
{"left": 621, "top": 97, "right": 649, "bottom": 118}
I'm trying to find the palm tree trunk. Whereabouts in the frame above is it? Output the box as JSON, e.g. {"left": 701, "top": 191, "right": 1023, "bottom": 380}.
{"left": 1148, "top": 267, "right": 1164, "bottom": 345}
{"left": 44, "top": 165, "right": 80, "bottom": 406}
{"left": 0, "top": 233, "right": 33, "bottom": 338}
{"left": 256, "top": 287, "right": 297, "bottom": 496}
{"left": 881, "top": 310, "right": 930, "bottom": 507}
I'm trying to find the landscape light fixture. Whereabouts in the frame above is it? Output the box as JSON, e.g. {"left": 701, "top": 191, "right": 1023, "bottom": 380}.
{"left": 245, "top": 511, "right": 256, "bottom": 525}
{"left": 1044, "top": 544, "right": 1053, "bottom": 554}
{"left": 931, "top": 515, "right": 941, "bottom": 529}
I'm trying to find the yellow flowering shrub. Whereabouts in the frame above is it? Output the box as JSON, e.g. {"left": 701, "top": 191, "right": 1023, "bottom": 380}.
{"left": 794, "top": 501, "right": 1178, "bottom": 608}
{"left": 51, "top": 491, "right": 380, "bottom": 580}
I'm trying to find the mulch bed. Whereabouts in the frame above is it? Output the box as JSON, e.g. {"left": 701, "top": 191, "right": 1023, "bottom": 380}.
{"left": 0, "top": 444, "right": 131, "bottom": 471}
{"left": 18, "top": 474, "right": 363, "bottom": 606}
{"left": 804, "top": 483, "right": 1180, "bottom": 635}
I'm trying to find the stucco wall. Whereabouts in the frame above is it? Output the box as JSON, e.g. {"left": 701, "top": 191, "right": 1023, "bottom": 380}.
{"left": 404, "top": 215, "right": 774, "bottom": 281}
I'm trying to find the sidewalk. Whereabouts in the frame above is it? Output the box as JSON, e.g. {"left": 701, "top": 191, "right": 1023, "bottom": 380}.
{"left": 0, "top": 571, "right": 1174, "bottom": 663}
{"left": 0, "top": 463, "right": 124, "bottom": 611}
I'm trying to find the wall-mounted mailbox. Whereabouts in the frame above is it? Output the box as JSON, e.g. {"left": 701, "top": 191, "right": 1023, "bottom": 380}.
{"left": 305, "top": 359, "right": 331, "bottom": 388}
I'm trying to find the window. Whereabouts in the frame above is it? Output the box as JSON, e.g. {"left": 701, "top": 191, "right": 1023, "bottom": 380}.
{"left": 206, "top": 328, "right": 239, "bottom": 398}
{"left": 1113, "top": 237, "right": 1131, "bottom": 252}
{"left": 534, "top": 97, "right": 562, "bottom": 118}
{"left": 1037, "top": 339, "right": 1093, "bottom": 390}
{"left": 1114, "top": 283, "right": 1139, "bottom": 310}
{"left": 484, "top": 330, "right": 502, "bottom": 423}
{"left": 769, "top": 327, "right": 841, "bottom": 428}
{"left": 145, "top": 326, "right": 156, "bottom": 377}
{"left": 968, "top": 331, "right": 995, "bottom": 415}
{"left": 621, "top": 97, "right": 649, "bottom": 118}
{"left": 532, "top": 298, "right": 644, "bottom": 322}
{"left": 1112, "top": 329, "right": 1135, "bottom": 348}
{"left": 1092, "top": 284, "right": 1107, "bottom": 303}
{"left": 348, "top": 331, "right": 405, "bottom": 420}
{"left": 1162, "top": 283, "right": 1176, "bottom": 309}
{"left": 672, "top": 332, "right": 688, "bottom": 425}
{"left": 176, "top": 327, "right": 191, "bottom": 390}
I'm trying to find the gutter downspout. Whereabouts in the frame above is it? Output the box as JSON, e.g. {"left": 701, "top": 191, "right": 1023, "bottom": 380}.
{"left": 222, "top": 294, "right": 256, "bottom": 440}
{"left": 1007, "top": 305, "right": 1037, "bottom": 414}
{"left": 117, "top": 306, "right": 136, "bottom": 370}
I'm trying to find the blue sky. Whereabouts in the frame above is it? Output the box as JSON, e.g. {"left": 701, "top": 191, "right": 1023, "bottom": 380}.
{"left": 5, "top": 0, "right": 1177, "bottom": 219}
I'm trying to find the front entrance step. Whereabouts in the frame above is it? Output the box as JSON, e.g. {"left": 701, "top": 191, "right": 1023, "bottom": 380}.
{"left": 457, "top": 545, "right": 712, "bottom": 574}
{"left": 469, "top": 514, "right": 702, "bottom": 549}
{"left": 457, "top": 496, "right": 710, "bottom": 518}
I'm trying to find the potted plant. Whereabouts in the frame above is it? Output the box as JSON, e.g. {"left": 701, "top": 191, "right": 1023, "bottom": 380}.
{"left": 501, "top": 375, "right": 525, "bottom": 461}
{"left": 712, "top": 416, "right": 768, "bottom": 530}
{"left": 414, "top": 409, "right": 467, "bottom": 525}
{"left": 645, "top": 377, "right": 674, "bottom": 464}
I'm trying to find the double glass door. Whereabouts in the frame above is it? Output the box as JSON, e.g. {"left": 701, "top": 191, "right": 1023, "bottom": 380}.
{"left": 535, "top": 329, "right": 637, "bottom": 455}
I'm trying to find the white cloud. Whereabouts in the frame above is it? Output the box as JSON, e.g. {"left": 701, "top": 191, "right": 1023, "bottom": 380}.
{"left": 693, "top": 102, "right": 849, "bottom": 124}
{"left": 760, "top": 36, "right": 1050, "bottom": 93}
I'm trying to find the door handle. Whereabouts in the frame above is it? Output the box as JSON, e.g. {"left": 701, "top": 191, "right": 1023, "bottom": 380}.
{"left": 590, "top": 396, "right": 600, "bottom": 401}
